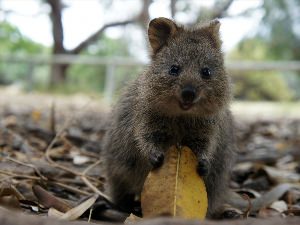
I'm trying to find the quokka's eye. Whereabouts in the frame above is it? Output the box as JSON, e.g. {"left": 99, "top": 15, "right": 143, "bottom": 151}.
{"left": 169, "top": 65, "right": 181, "bottom": 76}
{"left": 200, "top": 67, "right": 212, "bottom": 79}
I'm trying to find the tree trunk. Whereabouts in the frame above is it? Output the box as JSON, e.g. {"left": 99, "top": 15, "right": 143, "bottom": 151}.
{"left": 45, "top": 0, "right": 140, "bottom": 87}
{"left": 47, "top": 0, "right": 68, "bottom": 87}
{"left": 50, "top": 62, "right": 69, "bottom": 86}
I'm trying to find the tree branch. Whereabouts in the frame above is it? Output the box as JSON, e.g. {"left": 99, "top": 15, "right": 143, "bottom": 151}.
{"left": 69, "top": 19, "right": 136, "bottom": 55}
{"left": 211, "top": 0, "right": 235, "bottom": 19}
{"left": 170, "top": 0, "right": 178, "bottom": 18}
{"left": 137, "top": 0, "right": 152, "bottom": 30}
{"left": 46, "top": 0, "right": 65, "bottom": 53}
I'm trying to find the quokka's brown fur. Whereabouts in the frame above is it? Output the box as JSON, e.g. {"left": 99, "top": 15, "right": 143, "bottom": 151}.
{"left": 101, "top": 17, "right": 236, "bottom": 218}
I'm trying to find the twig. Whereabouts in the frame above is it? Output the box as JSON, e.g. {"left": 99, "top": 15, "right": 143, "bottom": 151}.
{"left": 45, "top": 98, "right": 92, "bottom": 166}
{"left": 50, "top": 178, "right": 85, "bottom": 185}
{"left": 6, "top": 184, "right": 25, "bottom": 200}
{"left": 80, "top": 176, "right": 111, "bottom": 201}
{"left": 88, "top": 207, "right": 93, "bottom": 223}
{"left": 79, "top": 159, "right": 108, "bottom": 200}
{"left": 44, "top": 99, "right": 108, "bottom": 201}
{"left": 48, "top": 181, "right": 90, "bottom": 196}
{"left": 0, "top": 176, "right": 13, "bottom": 183}
{"left": 82, "top": 159, "right": 102, "bottom": 176}
{"left": 0, "top": 170, "right": 40, "bottom": 180}
{"left": 50, "top": 101, "right": 56, "bottom": 134}
{"left": 46, "top": 148, "right": 101, "bottom": 183}
{"left": 242, "top": 194, "right": 252, "bottom": 218}
{"left": 6, "top": 157, "right": 47, "bottom": 180}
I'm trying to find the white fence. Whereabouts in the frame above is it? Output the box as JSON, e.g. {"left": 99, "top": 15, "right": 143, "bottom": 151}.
{"left": 1, "top": 54, "right": 300, "bottom": 102}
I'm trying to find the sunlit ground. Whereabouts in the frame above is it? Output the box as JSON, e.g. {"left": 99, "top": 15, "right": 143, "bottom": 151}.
{"left": 1, "top": 87, "right": 300, "bottom": 121}
{"left": 232, "top": 101, "right": 300, "bottom": 120}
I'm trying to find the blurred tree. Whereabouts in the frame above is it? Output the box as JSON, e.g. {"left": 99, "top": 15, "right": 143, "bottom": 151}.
{"left": 0, "top": 22, "right": 45, "bottom": 84}
{"left": 67, "top": 35, "right": 133, "bottom": 93}
{"left": 169, "top": 0, "right": 236, "bottom": 21}
{"left": 0, "top": 22, "right": 44, "bottom": 54}
{"left": 229, "top": 0, "right": 300, "bottom": 100}
{"left": 197, "top": 0, "right": 235, "bottom": 20}
{"left": 259, "top": 0, "right": 300, "bottom": 60}
{"left": 44, "top": 0, "right": 151, "bottom": 87}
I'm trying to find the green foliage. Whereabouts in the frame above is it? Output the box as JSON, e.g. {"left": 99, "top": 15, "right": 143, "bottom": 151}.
{"left": 0, "top": 22, "right": 46, "bottom": 85}
{"left": 232, "top": 71, "right": 293, "bottom": 101}
{"left": 230, "top": 38, "right": 268, "bottom": 61}
{"left": 228, "top": 0, "right": 300, "bottom": 101}
{"left": 67, "top": 36, "right": 139, "bottom": 94}
{"left": 260, "top": 0, "right": 300, "bottom": 60}
{"left": 0, "top": 22, "right": 45, "bottom": 54}
{"left": 229, "top": 37, "right": 296, "bottom": 101}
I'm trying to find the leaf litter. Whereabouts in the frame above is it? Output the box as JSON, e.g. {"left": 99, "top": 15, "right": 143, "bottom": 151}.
{"left": 0, "top": 94, "right": 300, "bottom": 222}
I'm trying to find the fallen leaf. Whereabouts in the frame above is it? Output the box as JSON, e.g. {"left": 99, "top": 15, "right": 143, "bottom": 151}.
{"left": 48, "top": 207, "right": 65, "bottom": 218}
{"left": 0, "top": 184, "right": 24, "bottom": 200}
{"left": 141, "top": 146, "right": 207, "bottom": 219}
{"left": 58, "top": 194, "right": 98, "bottom": 220}
{"left": 284, "top": 206, "right": 300, "bottom": 216}
{"left": 3, "top": 115, "right": 17, "bottom": 127}
{"left": 124, "top": 213, "right": 143, "bottom": 224}
{"left": 72, "top": 154, "right": 90, "bottom": 165}
{"left": 32, "top": 185, "right": 71, "bottom": 213}
{"left": 0, "top": 184, "right": 23, "bottom": 210}
{"left": 31, "top": 109, "right": 42, "bottom": 123}
{"left": 269, "top": 200, "right": 287, "bottom": 213}
{"left": 258, "top": 208, "right": 281, "bottom": 218}
{"left": 228, "top": 183, "right": 300, "bottom": 213}
{"left": 262, "top": 166, "right": 300, "bottom": 183}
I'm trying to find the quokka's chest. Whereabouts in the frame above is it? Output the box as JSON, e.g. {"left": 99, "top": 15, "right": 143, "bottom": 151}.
{"left": 145, "top": 116, "right": 217, "bottom": 145}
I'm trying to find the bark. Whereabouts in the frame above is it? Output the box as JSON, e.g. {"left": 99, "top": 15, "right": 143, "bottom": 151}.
{"left": 0, "top": 208, "right": 299, "bottom": 225}
{"left": 196, "top": 0, "right": 235, "bottom": 22}
{"left": 49, "top": 62, "right": 68, "bottom": 86}
{"left": 211, "top": 0, "right": 235, "bottom": 19}
{"left": 46, "top": 0, "right": 138, "bottom": 86}
{"left": 46, "top": 0, "right": 67, "bottom": 86}
{"left": 69, "top": 20, "right": 135, "bottom": 55}
{"left": 138, "top": 0, "right": 152, "bottom": 30}
{"left": 170, "top": 0, "right": 177, "bottom": 18}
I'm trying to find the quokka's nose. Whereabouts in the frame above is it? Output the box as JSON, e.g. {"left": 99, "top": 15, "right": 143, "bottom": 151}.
{"left": 181, "top": 86, "right": 196, "bottom": 103}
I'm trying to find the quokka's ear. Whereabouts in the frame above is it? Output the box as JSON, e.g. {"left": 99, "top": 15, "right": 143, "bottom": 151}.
{"left": 200, "top": 19, "right": 222, "bottom": 48}
{"left": 148, "top": 17, "right": 180, "bottom": 54}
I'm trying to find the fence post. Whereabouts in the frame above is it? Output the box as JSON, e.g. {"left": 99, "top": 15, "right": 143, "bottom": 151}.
{"left": 104, "top": 63, "right": 116, "bottom": 103}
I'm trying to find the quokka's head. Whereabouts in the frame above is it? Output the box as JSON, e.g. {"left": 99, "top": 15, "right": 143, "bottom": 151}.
{"left": 140, "top": 17, "right": 231, "bottom": 117}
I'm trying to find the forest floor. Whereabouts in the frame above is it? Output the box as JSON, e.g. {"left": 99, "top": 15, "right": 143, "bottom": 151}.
{"left": 0, "top": 87, "right": 300, "bottom": 223}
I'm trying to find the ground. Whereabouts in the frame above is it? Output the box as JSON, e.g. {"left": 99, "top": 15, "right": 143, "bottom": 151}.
{"left": 0, "top": 87, "right": 300, "bottom": 223}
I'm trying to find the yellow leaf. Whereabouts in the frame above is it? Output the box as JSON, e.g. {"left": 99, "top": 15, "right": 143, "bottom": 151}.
{"left": 141, "top": 146, "right": 207, "bottom": 219}
{"left": 31, "top": 110, "right": 42, "bottom": 123}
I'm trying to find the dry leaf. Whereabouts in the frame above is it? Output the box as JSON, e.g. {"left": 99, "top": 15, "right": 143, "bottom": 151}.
{"left": 32, "top": 185, "right": 71, "bottom": 213}
{"left": 58, "top": 194, "right": 98, "bottom": 220}
{"left": 124, "top": 213, "right": 143, "bottom": 224}
{"left": 262, "top": 166, "right": 300, "bottom": 183}
{"left": 0, "top": 184, "right": 23, "bottom": 210}
{"left": 48, "top": 207, "right": 65, "bottom": 218}
{"left": 228, "top": 183, "right": 300, "bottom": 213}
{"left": 31, "top": 110, "right": 42, "bottom": 123}
{"left": 258, "top": 208, "right": 281, "bottom": 218}
{"left": 269, "top": 200, "right": 288, "bottom": 213}
{"left": 141, "top": 146, "right": 207, "bottom": 219}
{"left": 0, "top": 184, "right": 24, "bottom": 200}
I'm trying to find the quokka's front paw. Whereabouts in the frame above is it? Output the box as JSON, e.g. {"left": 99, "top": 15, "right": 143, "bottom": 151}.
{"left": 149, "top": 150, "right": 164, "bottom": 169}
{"left": 196, "top": 160, "right": 209, "bottom": 176}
